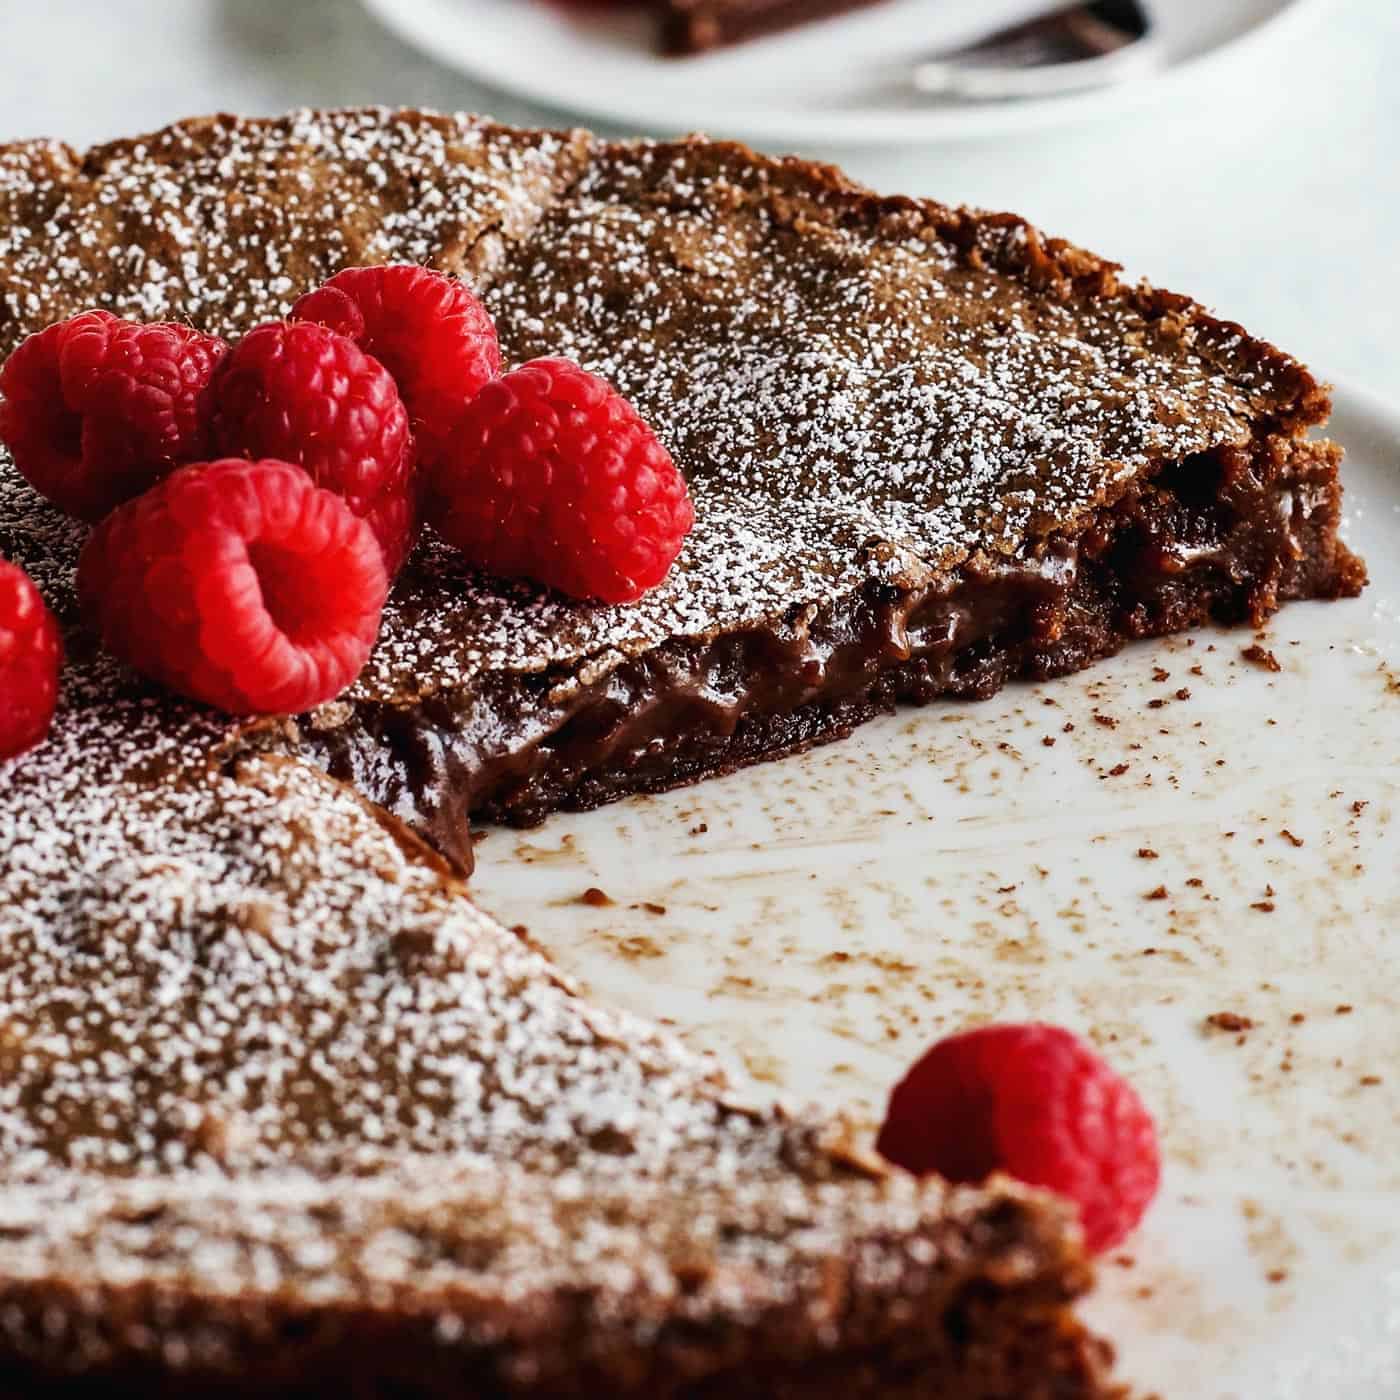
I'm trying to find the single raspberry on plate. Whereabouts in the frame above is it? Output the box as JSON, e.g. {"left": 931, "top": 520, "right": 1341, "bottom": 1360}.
{"left": 210, "top": 320, "right": 418, "bottom": 575}
{"left": 292, "top": 265, "right": 500, "bottom": 465}
{"left": 78, "top": 458, "right": 387, "bottom": 716}
{"left": 425, "top": 357, "right": 694, "bottom": 604}
{"left": 0, "top": 309, "right": 227, "bottom": 521}
{"left": 876, "top": 1023, "right": 1160, "bottom": 1253}
{"left": 0, "top": 559, "right": 62, "bottom": 759}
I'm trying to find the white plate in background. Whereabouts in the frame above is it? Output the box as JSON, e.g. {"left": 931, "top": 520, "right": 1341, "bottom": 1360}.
{"left": 362, "top": 0, "right": 1323, "bottom": 146}
{"left": 471, "top": 381, "right": 1400, "bottom": 1399}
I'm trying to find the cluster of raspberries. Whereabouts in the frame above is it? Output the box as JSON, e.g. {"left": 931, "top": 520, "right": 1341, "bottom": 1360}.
{"left": 0, "top": 265, "right": 695, "bottom": 757}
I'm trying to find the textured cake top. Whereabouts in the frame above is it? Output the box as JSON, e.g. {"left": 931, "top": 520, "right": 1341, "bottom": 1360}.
{"left": 0, "top": 109, "right": 1108, "bottom": 1387}
{"left": 0, "top": 107, "right": 1325, "bottom": 710}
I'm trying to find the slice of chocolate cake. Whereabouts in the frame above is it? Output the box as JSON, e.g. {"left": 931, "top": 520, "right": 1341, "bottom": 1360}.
{"left": 307, "top": 137, "right": 1363, "bottom": 870}
{"left": 0, "top": 707, "right": 1111, "bottom": 1397}
{"left": 657, "top": 0, "right": 889, "bottom": 53}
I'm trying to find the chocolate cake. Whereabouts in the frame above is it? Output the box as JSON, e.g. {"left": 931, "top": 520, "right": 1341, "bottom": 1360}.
{"left": 0, "top": 106, "right": 1365, "bottom": 1395}
{"left": 656, "top": 0, "right": 888, "bottom": 53}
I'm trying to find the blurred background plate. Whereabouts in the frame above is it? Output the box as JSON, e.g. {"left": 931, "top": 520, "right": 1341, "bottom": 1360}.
{"left": 361, "top": 0, "right": 1322, "bottom": 145}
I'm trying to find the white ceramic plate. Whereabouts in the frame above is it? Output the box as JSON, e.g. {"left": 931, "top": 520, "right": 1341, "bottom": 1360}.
{"left": 361, "top": 0, "right": 1323, "bottom": 146}
{"left": 471, "top": 382, "right": 1400, "bottom": 1399}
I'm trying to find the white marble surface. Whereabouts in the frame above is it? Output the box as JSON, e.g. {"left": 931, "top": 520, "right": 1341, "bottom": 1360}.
{"left": 0, "top": 0, "right": 1394, "bottom": 401}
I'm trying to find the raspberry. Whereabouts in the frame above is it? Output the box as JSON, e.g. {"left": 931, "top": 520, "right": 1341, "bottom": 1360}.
{"left": 876, "top": 1024, "right": 1160, "bottom": 1253}
{"left": 77, "top": 458, "right": 387, "bottom": 716}
{"left": 292, "top": 265, "right": 500, "bottom": 465}
{"left": 425, "top": 358, "right": 694, "bottom": 604}
{"left": 0, "top": 310, "right": 227, "bottom": 522}
{"left": 0, "top": 560, "right": 62, "bottom": 759}
{"left": 210, "top": 320, "right": 417, "bottom": 575}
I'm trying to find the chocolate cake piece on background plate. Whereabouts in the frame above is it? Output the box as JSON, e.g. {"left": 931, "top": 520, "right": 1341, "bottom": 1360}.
{"left": 656, "top": 0, "right": 890, "bottom": 53}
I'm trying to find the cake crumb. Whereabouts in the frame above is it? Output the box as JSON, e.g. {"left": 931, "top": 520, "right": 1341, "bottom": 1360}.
{"left": 617, "top": 935, "right": 665, "bottom": 960}
{"left": 1207, "top": 1012, "right": 1254, "bottom": 1032}
{"left": 1241, "top": 644, "right": 1281, "bottom": 673}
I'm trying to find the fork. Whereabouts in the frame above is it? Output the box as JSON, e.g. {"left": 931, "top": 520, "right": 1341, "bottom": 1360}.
{"left": 913, "top": 0, "right": 1158, "bottom": 101}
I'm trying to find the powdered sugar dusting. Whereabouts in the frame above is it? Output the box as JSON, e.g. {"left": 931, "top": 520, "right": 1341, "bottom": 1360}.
{"left": 0, "top": 107, "right": 1314, "bottom": 1383}
{"left": 2, "top": 749, "right": 716, "bottom": 1178}
{"left": 0, "top": 108, "right": 589, "bottom": 351}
